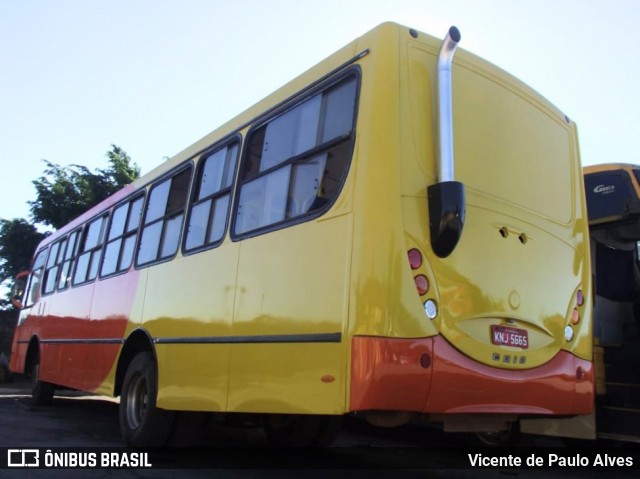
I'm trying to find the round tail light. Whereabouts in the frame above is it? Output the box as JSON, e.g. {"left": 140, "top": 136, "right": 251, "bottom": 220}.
{"left": 408, "top": 249, "right": 422, "bottom": 270}
{"left": 414, "top": 275, "right": 429, "bottom": 295}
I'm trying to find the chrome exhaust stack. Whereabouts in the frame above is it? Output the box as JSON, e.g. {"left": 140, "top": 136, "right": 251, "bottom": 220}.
{"left": 437, "top": 26, "right": 461, "bottom": 183}
{"left": 428, "top": 26, "right": 466, "bottom": 258}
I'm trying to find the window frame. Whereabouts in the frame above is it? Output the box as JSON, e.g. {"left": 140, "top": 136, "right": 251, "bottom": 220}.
{"left": 135, "top": 163, "right": 194, "bottom": 269}
{"left": 231, "top": 68, "right": 360, "bottom": 241}
{"left": 23, "top": 247, "right": 48, "bottom": 308}
{"left": 57, "top": 228, "right": 82, "bottom": 292}
{"left": 71, "top": 213, "right": 109, "bottom": 287}
{"left": 182, "top": 134, "right": 241, "bottom": 256}
{"left": 99, "top": 191, "right": 146, "bottom": 279}
{"left": 42, "top": 236, "right": 68, "bottom": 296}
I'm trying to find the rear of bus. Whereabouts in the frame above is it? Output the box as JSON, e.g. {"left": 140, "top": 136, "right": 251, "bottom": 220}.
{"left": 348, "top": 24, "right": 593, "bottom": 434}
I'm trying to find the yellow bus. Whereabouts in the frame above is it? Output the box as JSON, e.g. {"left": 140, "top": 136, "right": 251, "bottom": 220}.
{"left": 582, "top": 163, "right": 640, "bottom": 442}
{"left": 10, "top": 22, "right": 593, "bottom": 447}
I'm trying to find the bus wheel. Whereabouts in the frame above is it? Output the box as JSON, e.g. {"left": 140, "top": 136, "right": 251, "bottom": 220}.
{"left": 29, "top": 356, "right": 54, "bottom": 407}
{"left": 263, "top": 414, "right": 342, "bottom": 446}
{"left": 470, "top": 423, "right": 520, "bottom": 446}
{"left": 119, "top": 352, "right": 175, "bottom": 447}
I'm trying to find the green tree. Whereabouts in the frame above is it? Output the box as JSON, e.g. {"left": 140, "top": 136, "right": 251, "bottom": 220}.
{"left": 0, "top": 145, "right": 139, "bottom": 308}
{"left": 0, "top": 219, "right": 47, "bottom": 308}
{"left": 0, "top": 219, "right": 46, "bottom": 284}
{"left": 29, "top": 144, "right": 140, "bottom": 229}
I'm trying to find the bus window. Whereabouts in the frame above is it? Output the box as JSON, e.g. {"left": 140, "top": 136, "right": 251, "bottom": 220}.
{"left": 24, "top": 248, "right": 48, "bottom": 307}
{"left": 73, "top": 215, "right": 107, "bottom": 286}
{"left": 57, "top": 229, "right": 80, "bottom": 290}
{"left": 234, "top": 75, "right": 357, "bottom": 236}
{"left": 185, "top": 141, "right": 239, "bottom": 252}
{"left": 101, "top": 194, "right": 144, "bottom": 277}
{"left": 137, "top": 167, "right": 192, "bottom": 266}
{"left": 42, "top": 237, "right": 67, "bottom": 295}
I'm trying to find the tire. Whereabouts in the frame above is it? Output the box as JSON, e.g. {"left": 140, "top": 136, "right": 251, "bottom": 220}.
{"left": 264, "top": 414, "right": 342, "bottom": 446}
{"left": 469, "top": 423, "right": 521, "bottom": 447}
{"left": 119, "top": 352, "right": 175, "bottom": 447}
{"left": 29, "top": 355, "right": 54, "bottom": 407}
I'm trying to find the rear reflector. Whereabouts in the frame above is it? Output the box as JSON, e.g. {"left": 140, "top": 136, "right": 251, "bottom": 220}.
{"left": 419, "top": 353, "right": 432, "bottom": 369}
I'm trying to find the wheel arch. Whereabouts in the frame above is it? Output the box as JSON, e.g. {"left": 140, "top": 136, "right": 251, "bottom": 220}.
{"left": 24, "top": 335, "right": 41, "bottom": 373}
{"left": 114, "top": 328, "right": 155, "bottom": 397}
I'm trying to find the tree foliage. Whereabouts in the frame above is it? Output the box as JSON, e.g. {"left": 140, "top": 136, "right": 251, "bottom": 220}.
{"left": 0, "top": 219, "right": 47, "bottom": 285}
{"left": 0, "top": 145, "right": 139, "bottom": 308}
{"left": 29, "top": 145, "right": 140, "bottom": 229}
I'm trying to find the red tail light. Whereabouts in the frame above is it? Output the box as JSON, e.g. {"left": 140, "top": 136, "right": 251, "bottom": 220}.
{"left": 576, "top": 289, "right": 584, "bottom": 307}
{"left": 408, "top": 249, "right": 422, "bottom": 270}
{"left": 414, "top": 275, "right": 429, "bottom": 295}
{"left": 571, "top": 308, "right": 580, "bottom": 325}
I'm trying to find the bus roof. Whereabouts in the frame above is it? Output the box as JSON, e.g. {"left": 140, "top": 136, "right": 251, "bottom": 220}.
{"left": 33, "top": 21, "right": 573, "bottom": 250}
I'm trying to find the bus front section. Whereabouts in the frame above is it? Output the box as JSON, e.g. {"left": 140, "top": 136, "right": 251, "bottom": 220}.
{"left": 348, "top": 24, "right": 593, "bottom": 438}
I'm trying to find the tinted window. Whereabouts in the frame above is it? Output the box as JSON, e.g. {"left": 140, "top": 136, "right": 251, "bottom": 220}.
{"left": 43, "top": 237, "right": 67, "bottom": 295}
{"left": 101, "top": 194, "right": 144, "bottom": 277}
{"left": 234, "top": 74, "right": 357, "bottom": 236}
{"left": 584, "top": 171, "right": 636, "bottom": 222}
{"left": 25, "top": 248, "right": 48, "bottom": 307}
{"left": 185, "top": 142, "right": 238, "bottom": 252}
{"left": 58, "top": 230, "right": 80, "bottom": 290}
{"left": 137, "top": 167, "right": 192, "bottom": 266}
{"left": 73, "top": 215, "right": 107, "bottom": 286}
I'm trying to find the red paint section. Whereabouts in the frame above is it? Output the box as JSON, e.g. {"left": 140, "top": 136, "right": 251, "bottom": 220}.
{"left": 9, "top": 184, "right": 140, "bottom": 386}
{"left": 350, "top": 336, "right": 433, "bottom": 411}
{"left": 350, "top": 335, "right": 594, "bottom": 415}
{"left": 70, "top": 270, "right": 141, "bottom": 391}
{"left": 427, "top": 335, "right": 593, "bottom": 414}
{"left": 10, "top": 269, "right": 140, "bottom": 393}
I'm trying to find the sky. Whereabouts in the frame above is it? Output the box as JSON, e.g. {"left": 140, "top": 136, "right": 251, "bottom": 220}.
{"left": 2, "top": 0, "right": 639, "bottom": 223}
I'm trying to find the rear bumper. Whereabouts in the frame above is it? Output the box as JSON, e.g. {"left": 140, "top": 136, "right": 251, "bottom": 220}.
{"left": 350, "top": 335, "right": 593, "bottom": 415}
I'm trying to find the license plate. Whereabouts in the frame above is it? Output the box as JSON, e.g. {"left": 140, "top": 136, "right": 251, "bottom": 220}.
{"left": 491, "top": 325, "right": 528, "bottom": 349}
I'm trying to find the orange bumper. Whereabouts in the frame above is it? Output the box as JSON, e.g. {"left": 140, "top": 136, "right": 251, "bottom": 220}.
{"left": 350, "top": 335, "right": 594, "bottom": 415}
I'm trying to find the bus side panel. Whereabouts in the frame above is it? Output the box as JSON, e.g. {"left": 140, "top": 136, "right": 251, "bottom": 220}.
{"left": 84, "top": 269, "right": 142, "bottom": 394}
{"left": 38, "top": 285, "right": 94, "bottom": 389}
{"left": 145, "top": 243, "right": 239, "bottom": 412}
{"left": 228, "top": 216, "right": 352, "bottom": 414}
{"left": 9, "top": 308, "right": 39, "bottom": 375}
